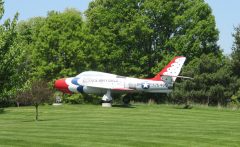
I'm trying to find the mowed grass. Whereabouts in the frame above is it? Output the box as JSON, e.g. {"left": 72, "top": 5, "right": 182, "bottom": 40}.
{"left": 0, "top": 104, "right": 240, "bottom": 147}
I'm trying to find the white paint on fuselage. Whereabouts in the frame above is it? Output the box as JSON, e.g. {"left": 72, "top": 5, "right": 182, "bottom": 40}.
{"left": 72, "top": 71, "right": 172, "bottom": 94}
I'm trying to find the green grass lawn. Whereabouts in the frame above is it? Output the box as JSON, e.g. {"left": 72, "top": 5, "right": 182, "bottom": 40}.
{"left": 0, "top": 104, "right": 240, "bottom": 147}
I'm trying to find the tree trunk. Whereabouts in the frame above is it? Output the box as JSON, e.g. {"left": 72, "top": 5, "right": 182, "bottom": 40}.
{"left": 217, "top": 101, "right": 221, "bottom": 109}
{"left": 35, "top": 104, "right": 38, "bottom": 121}
{"left": 207, "top": 96, "right": 210, "bottom": 106}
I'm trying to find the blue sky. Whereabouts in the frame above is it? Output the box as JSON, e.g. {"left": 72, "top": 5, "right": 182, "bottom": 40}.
{"left": 1, "top": 0, "right": 240, "bottom": 54}
{"left": 205, "top": 0, "right": 240, "bottom": 54}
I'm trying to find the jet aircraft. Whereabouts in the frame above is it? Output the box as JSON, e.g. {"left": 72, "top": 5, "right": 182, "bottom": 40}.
{"left": 54, "top": 56, "right": 188, "bottom": 106}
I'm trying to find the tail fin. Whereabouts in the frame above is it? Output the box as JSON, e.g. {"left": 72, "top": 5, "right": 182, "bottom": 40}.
{"left": 151, "top": 56, "right": 186, "bottom": 82}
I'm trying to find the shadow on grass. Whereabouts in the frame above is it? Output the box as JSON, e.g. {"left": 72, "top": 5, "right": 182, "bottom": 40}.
{"left": 112, "top": 104, "right": 136, "bottom": 108}
{"left": 0, "top": 108, "right": 5, "bottom": 114}
{"left": 21, "top": 118, "right": 62, "bottom": 122}
{"left": 173, "top": 105, "right": 193, "bottom": 110}
{"left": 21, "top": 119, "right": 40, "bottom": 122}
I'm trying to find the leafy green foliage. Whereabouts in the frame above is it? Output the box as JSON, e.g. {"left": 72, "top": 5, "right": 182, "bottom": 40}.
{"left": 0, "top": 0, "right": 3, "bottom": 19}
{"left": 172, "top": 54, "right": 236, "bottom": 106}
{"left": 62, "top": 94, "right": 84, "bottom": 104}
{"left": 232, "top": 25, "right": 240, "bottom": 77}
{"left": 0, "top": 2, "right": 28, "bottom": 105}
{"left": 29, "top": 9, "right": 87, "bottom": 80}
{"left": 86, "top": 0, "right": 220, "bottom": 77}
{"left": 230, "top": 25, "right": 240, "bottom": 105}
{"left": 16, "top": 80, "right": 54, "bottom": 120}
{"left": 0, "top": 108, "right": 4, "bottom": 114}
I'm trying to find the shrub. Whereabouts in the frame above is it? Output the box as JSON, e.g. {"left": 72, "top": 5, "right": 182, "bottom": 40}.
{"left": 0, "top": 108, "right": 4, "bottom": 114}
{"left": 63, "top": 94, "right": 84, "bottom": 104}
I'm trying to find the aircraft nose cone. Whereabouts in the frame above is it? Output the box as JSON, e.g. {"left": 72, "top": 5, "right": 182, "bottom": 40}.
{"left": 54, "top": 79, "right": 67, "bottom": 89}
{"left": 54, "top": 79, "right": 71, "bottom": 93}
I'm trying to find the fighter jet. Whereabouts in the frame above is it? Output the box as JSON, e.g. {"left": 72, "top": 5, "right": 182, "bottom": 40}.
{"left": 54, "top": 56, "right": 188, "bottom": 106}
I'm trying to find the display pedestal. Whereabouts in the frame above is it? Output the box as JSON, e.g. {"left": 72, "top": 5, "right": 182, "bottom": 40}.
{"left": 102, "top": 102, "right": 112, "bottom": 107}
{"left": 53, "top": 103, "right": 62, "bottom": 106}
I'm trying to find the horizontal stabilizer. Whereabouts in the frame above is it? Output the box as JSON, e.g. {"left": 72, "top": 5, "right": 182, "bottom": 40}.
{"left": 163, "top": 75, "right": 193, "bottom": 80}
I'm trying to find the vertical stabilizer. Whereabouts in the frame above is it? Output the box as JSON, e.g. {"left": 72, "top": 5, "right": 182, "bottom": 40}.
{"left": 151, "top": 56, "right": 186, "bottom": 82}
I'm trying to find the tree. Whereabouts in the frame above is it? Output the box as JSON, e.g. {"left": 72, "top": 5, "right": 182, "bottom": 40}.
{"left": 16, "top": 80, "right": 54, "bottom": 120}
{"left": 230, "top": 25, "right": 240, "bottom": 104}
{"left": 0, "top": 0, "right": 3, "bottom": 19}
{"left": 172, "top": 54, "right": 236, "bottom": 106}
{"left": 232, "top": 25, "right": 240, "bottom": 77}
{"left": 17, "top": 9, "right": 90, "bottom": 83}
{"left": 16, "top": 9, "right": 102, "bottom": 105}
{"left": 0, "top": 0, "right": 29, "bottom": 106}
{"left": 85, "top": 0, "right": 220, "bottom": 78}
{"left": 85, "top": 0, "right": 221, "bottom": 103}
{"left": 31, "top": 9, "right": 88, "bottom": 80}
{"left": 15, "top": 9, "right": 96, "bottom": 107}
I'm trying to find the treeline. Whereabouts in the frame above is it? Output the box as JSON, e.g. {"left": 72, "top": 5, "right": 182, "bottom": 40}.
{"left": 0, "top": 0, "right": 239, "bottom": 107}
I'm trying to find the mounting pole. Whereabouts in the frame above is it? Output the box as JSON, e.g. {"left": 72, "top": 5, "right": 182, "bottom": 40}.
{"left": 102, "top": 89, "right": 112, "bottom": 107}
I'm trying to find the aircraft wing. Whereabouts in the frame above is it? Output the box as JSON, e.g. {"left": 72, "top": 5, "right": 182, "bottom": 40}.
{"left": 82, "top": 83, "right": 134, "bottom": 91}
{"left": 111, "top": 88, "right": 135, "bottom": 91}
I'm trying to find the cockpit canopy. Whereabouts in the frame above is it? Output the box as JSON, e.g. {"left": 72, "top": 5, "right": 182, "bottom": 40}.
{"left": 76, "top": 71, "right": 117, "bottom": 78}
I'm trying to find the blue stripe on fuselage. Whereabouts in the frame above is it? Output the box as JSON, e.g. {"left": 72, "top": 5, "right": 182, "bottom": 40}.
{"left": 71, "top": 78, "right": 83, "bottom": 93}
{"left": 77, "top": 85, "right": 83, "bottom": 93}
{"left": 71, "top": 78, "right": 80, "bottom": 85}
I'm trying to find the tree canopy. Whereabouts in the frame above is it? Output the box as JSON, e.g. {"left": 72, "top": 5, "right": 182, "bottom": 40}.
{"left": 17, "top": 9, "right": 87, "bottom": 81}
{"left": 0, "top": 0, "right": 26, "bottom": 105}
{"left": 172, "top": 54, "right": 237, "bottom": 106}
{"left": 230, "top": 25, "right": 240, "bottom": 103}
{"left": 16, "top": 80, "right": 54, "bottom": 120}
{"left": 85, "top": 0, "right": 220, "bottom": 77}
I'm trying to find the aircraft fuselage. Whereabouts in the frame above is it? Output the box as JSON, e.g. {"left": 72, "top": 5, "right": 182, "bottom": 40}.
{"left": 55, "top": 71, "right": 173, "bottom": 94}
